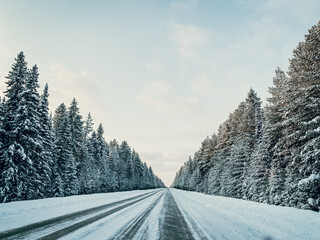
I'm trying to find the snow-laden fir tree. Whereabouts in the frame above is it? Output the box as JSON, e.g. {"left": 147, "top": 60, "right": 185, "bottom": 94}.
{"left": 78, "top": 113, "right": 95, "bottom": 194}
{"left": 283, "top": 21, "right": 320, "bottom": 210}
{"left": 53, "top": 103, "right": 67, "bottom": 134}
{"left": 21, "top": 65, "right": 48, "bottom": 199}
{"left": 108, "top": 144, "right": 119, "bottom": 191}
{"left": 118, "top": 140, "right": 132, "bottom": 190}
{"left": 96, "top": 124, "right": 109, "bottom": 192}
{"left": 85, "top": 131, "right": 100, "bottom": 193}
{"left": 82, "top": 113, "right": 94, "bottom": 145}
{"left": 266, "top": 68, "right": 287, "bottom": 205}
{"left": 39, "top": 84, "right": 55, "bottom": 197}
{"left": 0, "top": 52, "right": 37, "bottom": 202}
{"left": 68, "top": 98, "right": 83, "bottom": 166}
{"left": 132, "top": 150, "right": 144, "bottom": 189}
{"left": 54, "top": 105, "right": 79, "bottom": 196}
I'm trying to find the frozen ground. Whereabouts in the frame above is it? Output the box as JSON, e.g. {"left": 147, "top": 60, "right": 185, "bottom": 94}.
{"left": 0, "top": 188, "right": 319, "bottom": 239}
{"left": 0, "top": 189, "right": 157, "bottom": 232}
{"left": 171, "top": 188, "right": 320, "bottom": 240}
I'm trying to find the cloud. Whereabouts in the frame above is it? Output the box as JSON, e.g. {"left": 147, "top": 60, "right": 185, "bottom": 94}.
{"left": 48, "top": 63, "right": 94, "bottom": 100}
{"left": 136, "top": 80, "right": 208, "bottom": 116}
{"left": 144, "top": 60, "right": 163, "bottom": 73}
{"left": 169, "top": 23, "right": 209, "bottom": 61}
{"left": 190, "top": 74, "right": 214, "bottom": 96}
{"left": 46, "top": 63, "right": 111, "bottom": 123}
{"left": 171, "top": 0, "right": 198, "bottom": 10}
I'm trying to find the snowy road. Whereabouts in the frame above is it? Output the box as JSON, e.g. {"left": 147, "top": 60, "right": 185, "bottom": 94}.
{"left": 1, "top": 188, "right": 320, "bottom": 239}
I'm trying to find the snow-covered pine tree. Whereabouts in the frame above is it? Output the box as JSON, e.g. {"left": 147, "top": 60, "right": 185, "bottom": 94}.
{"left": 68, "top": 98, "right": 83, "bottom": 166}
{"left": 190, "top": 166, "right": 202, "bottom": 192}
{"left": 86, "top": 131, "right": 100, "bottom": 193}
{"left": 206, "top": 155, "right": 223, "bottom": 195}
{"left": 241, "top": 89, "right": 262, "bottom": 199}
{"left": 96, "top": 124, "right": 109, "bottom": 192}
{"left": 54, "top": 106, "right": 79, "bottom": 196}
{"left": 132, "top": 150, "right": 144, "bottom": 189}
{"left": 229, "top": 136, "right": 251, "bottom": 199}
{"left": 266, "top": 68, "right": 287, "bottom": 205}
{"left": 118, "top": 140, "right": 132, "bottom": 190}
{"left": 20, "top": 65, "right": 46, "bottom": 199}
{"left": 108, "top": 144, "right": 119, "bottom": 191}
{"left": 246, "top": 114, "right": 271, "bottom": 203}
{"left": 242, "top": 88, "right": 262, "bottom": 148}
{"left": 148, "top": 166, "right": 156, "bottom": 188}
{"left": 0, "top": 52, "right": 37, "bottom": 202}
{"left": 183, "top": 157, "right": 194, "bottom": 190}
{"left": 283, "top": 21, "right": 320, "bottom": 210}
{"left": 39, "top": 84, "right": 55, "bottom": 197}
{"left": 78, "top": 113, "right": 95, "bottom": 194}
{"left": 78, "top": 142, "right": 94, "bottom": 194}
{"left": 51, "top": 162, "right": 63, "bottom": 197}
{"left": 53, "top": 103, "right": 67, "bottom": 134}
{"left": 82, "top": 113, "right": 94, "bottom": 145}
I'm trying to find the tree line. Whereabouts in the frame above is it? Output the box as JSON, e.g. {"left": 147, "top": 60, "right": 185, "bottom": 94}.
{"left": 172, "top": 21, "right": 320, "bottom": 211}
{"left": 0, "top": 52, "right": 164, "bottom": 203}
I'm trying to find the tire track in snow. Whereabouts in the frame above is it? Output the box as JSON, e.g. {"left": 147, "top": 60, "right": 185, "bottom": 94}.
{"left": 110, "top": 189, "right": 165, "bottom": 240}
{"left": 0, "top": 190, "right": 160, "bottom": 240}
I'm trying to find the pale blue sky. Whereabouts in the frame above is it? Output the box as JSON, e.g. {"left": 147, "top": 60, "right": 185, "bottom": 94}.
{"left": 1, "top": 0, "right": 320, "bottom": 186}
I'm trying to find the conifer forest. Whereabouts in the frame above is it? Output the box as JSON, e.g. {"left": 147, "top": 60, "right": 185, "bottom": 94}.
{"left": 2, "top": 2, "right": 320, "bottom": 239}
{"left": 0, "top": 52, "right": 164, "bottom": 203}
{"left": 172, "top": 21, "right": 320, "bottom": 211}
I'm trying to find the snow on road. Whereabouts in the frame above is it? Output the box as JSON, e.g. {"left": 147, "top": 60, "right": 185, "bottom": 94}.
{"left": 60, "top": 189, "right": 165, "bottom": 240}
{"left": 1, "top": 188, "right": 320, "bottom": 240}
{"left": 171, "top": 188, "right": 320, "bottom": 240}
{"left": 0, "top": 189, "right": 158, "bottom": 232}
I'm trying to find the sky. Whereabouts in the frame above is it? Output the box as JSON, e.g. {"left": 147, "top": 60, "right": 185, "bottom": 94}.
{"left": 1, "top": 0, "right": 320, "bottom": 186}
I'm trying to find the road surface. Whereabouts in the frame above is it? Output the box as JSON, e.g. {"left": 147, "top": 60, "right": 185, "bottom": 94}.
{"left": 1, "top": 188, "right": 320, "bottom": 239}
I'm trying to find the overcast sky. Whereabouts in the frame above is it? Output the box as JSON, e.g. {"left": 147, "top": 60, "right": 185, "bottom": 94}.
{"left": 1, "top": 0, "right": 320, "bottom": 186}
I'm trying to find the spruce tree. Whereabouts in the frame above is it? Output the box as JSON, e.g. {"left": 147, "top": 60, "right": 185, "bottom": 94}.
{"left": 20, "top": 65, "right": 45, "bottom": 199}
{"left": 266, "top": 68, "right": 288, "bottom": 205}
{"left": 54, "top": 108, "right": 79, "bottom": 196}
{"left": 87, "top": 131, "right": 100, "bottom": 193}
{"left": 283, "top": 21, "right": 320, "bottom": 210}
{"left": 0, "top": 52, "right": 37, "bottom": 202}
{"left": 83, "top": 113, "right": 94, "bottom": 145}
{"left": 39, "top": 84, "right": 55, "bottom": 197}
{"left": 51, "top": 163, "right": 63, "bottom": 197}
{"left": 119, "top": 141, "right": 132, "bottom": 190}
{"left": 132, "top": 150, "right": 144, "bottom": 189}
{"left": 246, "top": 117, "right": 271, "bottom": 203}
{"left": 96, "top": 124, "right": 109, "bottom": 192}
{"left": 68, "top": 98, "right": 83, "bottom": 165}
{"left": 53, "top": 103, "right": 67, "bottom": 134}
{"left": 78, "top": 113, "right": 94, "bottom": 194}
{"left": 108, "top": 145, "right": 119, "bottom": 191}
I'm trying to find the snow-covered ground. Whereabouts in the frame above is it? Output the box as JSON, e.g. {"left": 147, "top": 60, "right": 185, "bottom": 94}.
{"left": 171, "top": 188, "right": 320, "bottom": 240}
{"left": 1, "top": 188, "right": 320, "bottom": 240}
{"left": 0, "top": 189, "right": 157, "bottom": 232}
{"left": 60, "top": 190, "right": 164, "bottom": 240}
